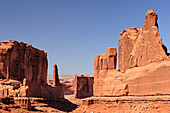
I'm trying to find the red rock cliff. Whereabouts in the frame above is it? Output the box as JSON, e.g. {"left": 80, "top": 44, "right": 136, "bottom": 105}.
{"left": 74, "top": 74, "right": 94, "bottom": 98}
{"left": 118, "top": 10, "right": 168, "bottom": 72}
{"left": 0, "top": 40, "right": 48, "bottom": 85}
{"left": 94, "top": 10, "right": 170, "bottom": 97}
{"left": 0, "top": 40, "right": 64, "bottom": 99}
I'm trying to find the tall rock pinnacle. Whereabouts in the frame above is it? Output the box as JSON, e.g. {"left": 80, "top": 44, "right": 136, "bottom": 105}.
{"left": 118, "top": 9, "right": 168, "bottom": 72}
{"left": 53, "top": 64, "right": 60, "bottom": 87}
{"left": 142, "top": 9, "right": 158, "bottom": 30}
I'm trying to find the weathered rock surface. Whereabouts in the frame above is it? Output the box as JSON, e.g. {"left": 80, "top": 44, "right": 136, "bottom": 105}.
{"left": 94, "top": 48, "right": 118, "bottom": 97}
{"left": 94, "top": 10, "right": 170, "bottom": 97}
{"left": 125, "top": 60, "right": 170, "bottom": 95}
{"left": 14, "top": 97, "right": 32, "bottom": 110}
{"left": 106, "top": 47, "right": 117, "bottom": 69}
{"left": 53, "top": 64, "right": 60, "bottom": 87}
{"left": 48, "top": 76, "right": 75, "bottom": 95}
{"left": 94, "top": 47, "right": 117, "bottom": 71}
{"left": 0, "top": 40, "right": 48, "bottom": 84}
{"left": 74, "top": 74, "right": 94, "bottom": 98}
{"left": 118, "top": 10, "right": 168, "bottom": 73}
{"left": 0, "top": 40, "right": 64, "bottom": 99}
{"left": 74, "top": 96, "right": 170, "bottom": 113}
{"left": 94, "top": 69, "right": 128, "bottom": 97}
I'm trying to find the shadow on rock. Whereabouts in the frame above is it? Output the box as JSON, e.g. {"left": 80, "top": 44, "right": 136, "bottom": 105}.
{"left": 45, "top": 98, "right": 78, "bottom": 112}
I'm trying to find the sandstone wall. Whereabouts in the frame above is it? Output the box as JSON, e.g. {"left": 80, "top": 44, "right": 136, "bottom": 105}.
{"left": 94, "top": 48, "right": 117, "bottom": 96}
{"left": 0, "top": 40, "right": 64, "bottom": 99}
{"left": 74, "top": 74, "right": 94, "bottom": 98}
{"left": 93, "top": 10, "right": 170, "bottom": 97}
{"left": 0, "top": 40, "right": 47, "bottom": 85}
{"left": 118, "top": 10, "right": 168, "bottom": 73}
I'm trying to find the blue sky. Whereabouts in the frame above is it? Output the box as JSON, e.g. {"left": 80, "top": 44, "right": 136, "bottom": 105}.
{"left": 0, "top": 0, "right": 170, "bottom": 76}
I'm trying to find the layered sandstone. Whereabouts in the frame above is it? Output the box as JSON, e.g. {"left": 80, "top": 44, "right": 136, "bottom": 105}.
{"left": 118, "top": 10, "right": 168, "bottom": 72}
{"left": 74, "top": 74, "right": 94, "bottom": 98}
{"left": 94, "top": 10, "right": 170, "bottom": 97}
{"left": 94, "top": 48, "right": 117, "bottom": 96}
{"left": 0, "top": 40, "right": 47, "bottom": 84}
{"left": 74, "top": 96, "right": 170, "bottom": 113}
{"left": 0, "top": 40, "right": 64, "bottom": 99}
{"left": 125, "top": 60, "right": 170, "bottom": 95}
{"left": 94, "top": 48, "right": 117, "bottom": 71}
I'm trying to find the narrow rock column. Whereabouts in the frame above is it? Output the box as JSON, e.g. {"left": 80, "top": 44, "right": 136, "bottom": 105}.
{"left": 106, "top": 47, "right": 117, "bottom": 69}
{"left": 74, "top": 74, "right": 78, "bottom": 98}
{"left": 94, "top": 54, "right": 100, "bottom": 70}
{"left": 53, "top": 64, "right": 60, "bottom": 87}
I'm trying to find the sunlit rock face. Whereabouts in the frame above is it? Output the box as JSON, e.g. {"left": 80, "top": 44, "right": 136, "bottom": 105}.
{"left": 118, "top": 9, "right": 168, "bottom": 73}
{"left": 0, "top": 40, "right": 48, "bottom": 85}
{"left": 94, "top": 10, "right": 170, "bottom": 97}
{"left": 0, "top": 40, "right": 64, "bottom": 99}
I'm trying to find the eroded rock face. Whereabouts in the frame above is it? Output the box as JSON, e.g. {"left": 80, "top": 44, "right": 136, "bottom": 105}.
{"left": 94, "top": 47, "right": 117, "bottom": 71}
{"left": 0, "top": 40, "right": 64, "bottom": 99}
{"left": 106, "top": 48, "right": 117, "bottom": 69}
{"left": 125, "top": 60, "right": 170, "bottom": 95}
{"left": 94, "top": 47, "right": 118, "bottom": 96}
{"left": 0, "top": 40, "right": 48, "bottom": 85}
{"left": 94, "top": 10, "right": 170, "bottom": 97}
{"left": 74, "top": 74, "right": 94, "bottom": 98}
{"left": 19, "top": 78, "right": 29, "bottom": 97}
{"left": 53, "top": 64, "right": 60, "bottom": 87}
{"left": 118, "top": 10, "right": 168, "bottom": 72}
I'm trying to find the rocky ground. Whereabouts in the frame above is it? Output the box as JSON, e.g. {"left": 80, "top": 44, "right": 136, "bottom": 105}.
{"left": 73, "top": 96, "right": 170, "bottom": 113}
{"left": 73, "top": 101, "right": 170, "bottom": 113}
{"left": 2, "top": 95, "right": 170, "bottom": 113}
{"left": 2, "top": 76, "right": 170, "bottom": 113}
{"left": 0, "top": 76, "right": 78, "bottom": 113}
{"left": 0, "top": 96, "right": 78, "bottom": 113}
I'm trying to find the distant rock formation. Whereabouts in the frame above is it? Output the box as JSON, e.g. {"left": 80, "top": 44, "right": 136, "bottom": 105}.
{"left": 74, "top": 74, "right": 94, "bottom": 98}
{"left": 53, "top": 64, "right": 60, "bottom": 87}
{"left": 0, "top": 40, "right": 64, "bottom": 99}
{"left": 94, "top": 10, "right": 170, "bottom": 97}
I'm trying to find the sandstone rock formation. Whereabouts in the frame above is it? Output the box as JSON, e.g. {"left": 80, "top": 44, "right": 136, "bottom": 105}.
{"left": 18, "top": 78, "right": 29, "bottom": 97}
{"left": 0, "top": 40, "right": 64, "bottom": 99}
{"left": 125, "top": 60, "right": 170, "bottom": 95}
{"left": 94, "top": 48, "right": 118, "bottom": 96}
{"left": 53, "top": 64, "right": 60, "bottom": 87}
{"left": 94, "top": 10, "right": 170, "bottom": 97}
{"left": 0, "top": 40, "right": 47, "bottom": 84}
{"left": 74, "top": 74, "right": 94, "bottom": 98}
{"left": 94, "top": 47, "right": 117, "bottom": 71}
{"left": 118, "top": 10, "right": 168, "bottom": 72}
